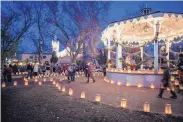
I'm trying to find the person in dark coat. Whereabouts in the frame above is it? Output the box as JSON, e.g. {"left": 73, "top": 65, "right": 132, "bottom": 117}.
{"left": 157, "top": 67, "right": 177, "bottom": 99}
{"left": 7, "top": 64, "right": 12, "bottom": 82}
{"left": 3, "top": 65, "right": 8, "bottom": 82}
{"left": 177, "top": 54, "right": 183, "bottom": 85}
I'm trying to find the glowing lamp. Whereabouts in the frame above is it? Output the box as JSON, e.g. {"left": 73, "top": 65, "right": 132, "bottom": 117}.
{"left": 95, "top": 94, "right": 101, "bottom": 102}
{"left": 2, "top": 82, "right": 6, "bottom": 88}
{"left": 56, "top": 83, "right": 59, "bottom": 87}
{"left": 126, "top": 82, "right": 130, "bottom": 86}
{"left": 111, "top": 80, "right": 114, "bottom": 84}
{"left": 25, "top": 81, "right": 28, "bottom": 86}
{"left": 50, "top": 78, "right": 53, "bottom": 81}
{"left": 43, "top": 78, "right": 46, "bottom": 82}
{"left": 137, "top": 83, "right": 142, "bottom": 88}
{"left": 121, "top": 99, "right": 127, "bottom": 108}
{"left": 107, "top": 80, "right": 110, "bottom": 83}
{"left": 174, "top": 79, "right": 179, "bottom": 86}
{"left": 14, "top": 81, "right": 17, "bottom": 86}
{"left": 143, "top": 102, "right": 150, "bottom": 112}
{"left": 58, "top": 86, "right": 61, "bottom": 90}
{"left": 53, "top": 81, "right": 56, "bottom": 85}
{"left": 28, "top": 77, "right": 30, "bottom": 80}
{"left": 170, "top": 76, "right": 175, "bottom": 81}
{"left": 150, "top": 84, "right": 155, "bottom": 89}
{"left": 165, "top": 104, "right": 172, "bottom": 115}
{"left": 62, "top": 86, "right": 66, "bottom": 92}
{"left": 35, "top": 79, "right": 38, "bottom": 82}
{"left": 68, "top": 88, "right": 73, "bottom": 96}
{"left": 16, "top": 72, "right": 18, "bottom": 75}
{"left": 80, "top": 91, "right": 85, "bottom": 98}
{"left": 39, "top": 82, "right": 42, "bottom": 86}
{"left": 19, "top": 72, "right": 21, "bottom": 75}
{"left": 117, "top": 81, "right": 121, "bottom": 86}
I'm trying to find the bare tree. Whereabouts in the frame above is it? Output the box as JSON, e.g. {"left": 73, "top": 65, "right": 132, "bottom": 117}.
{"left": 45, "top": 1, "right": 110, "bottom": 63}
{"left": 1, "top": 2, "right": 34, "bottom": 64}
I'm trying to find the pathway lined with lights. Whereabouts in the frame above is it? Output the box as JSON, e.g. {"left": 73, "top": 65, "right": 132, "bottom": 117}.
{"left": 2, "top": 72, "right": 183, "bottom": 116}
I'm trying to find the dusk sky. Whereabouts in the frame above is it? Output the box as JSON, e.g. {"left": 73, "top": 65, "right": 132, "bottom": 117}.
{"left": 2, "top": 1, "right": 183, "bottom": 54}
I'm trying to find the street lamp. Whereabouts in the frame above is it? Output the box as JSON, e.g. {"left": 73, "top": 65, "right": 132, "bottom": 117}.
{"left": 155, "top": 22, "right": 160, "bottom": 42}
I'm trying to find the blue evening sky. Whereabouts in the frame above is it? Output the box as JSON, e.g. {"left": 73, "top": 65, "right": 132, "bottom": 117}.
{"left": 5, "top": 1, "right": 183, "bottom": 53}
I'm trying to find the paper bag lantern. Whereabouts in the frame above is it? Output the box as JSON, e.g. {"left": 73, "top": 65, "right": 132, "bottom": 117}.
{"left": 95, "top": 94, "right": 101, "bottom": 102}
{"left": 143, "top": 102, "right": 150, "bottom": 112}
{"left": 165, "top": 104, "right": 172, "bottom": 114}
{"left": 121, "top": 99, "right": 127, "bottom": 108}
{"left": 80, "top": 91, "right": 85, "bottom": 98}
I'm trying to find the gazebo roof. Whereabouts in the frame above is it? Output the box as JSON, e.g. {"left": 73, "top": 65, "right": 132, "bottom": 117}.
{"left": 102, "top": 11, "right": 183, "bottom": 45}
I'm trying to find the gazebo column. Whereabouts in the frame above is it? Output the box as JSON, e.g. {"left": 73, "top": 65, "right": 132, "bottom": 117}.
{"left": 166, "top": 39, "right": 170, "bottom": 67}
{"left": 107, "top": 39, "right": 111, "bottom": 69}
{"left": 140, "top": 47, "right": 144, "bottom": 70}
{"left": 154, "top": 41, "right": 159, "bottom": 72}
{"left": 116, "top": 43, "right": 122, "bottom": 69}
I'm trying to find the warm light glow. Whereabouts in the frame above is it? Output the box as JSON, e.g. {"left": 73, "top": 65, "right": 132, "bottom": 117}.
{"left": 58, "top": 86, "right": 61, "bottom": 90}
{"left": 165, "top": 104, "right": 172, "bottom": 114}
{"left": 2, "top": 82, "right": 6, "bottom": 88}
{"left": 14, "top": 81, "right": 17, "bottom": 86}
{"left": 170, "top": 76, "right": 175, "bottom": 81}
{"left": 174, "top": 79, "right": 179, "bottom": 85}
{"left": 150, "top": 84, "right": 155, "bottom": 89}
{"left": 126, "top": 82, "right": 130, "bottom": 86}
{"left": 121, "top": 99, "right": 127, "bottom": 108}
{"left": 137, "top": 83, "right": 142, "bottom": 88}
{"left": 143, "top": 102, "right": 150, "bottom": 112}
{"left": 117, "top": 81, "right": 121, "bottom": 85}
{"left": 111, "top": 80, "right": 114, "bottom": 84}
{"left": 50, "top": 78, "right": 53, "bottom": 81}
{"left": 62, "top": 86, "right": 66, "bottom": 92}
{"left": 56, "top": 83, "right": 59, "bottom": 87}
{"left": 80, "top": 91, "right": 85, "bottom": 98}
{"left": 35, "top": 79, "right": 38, "bottom": 82}
{"left": 28, "top": 77, "right": 30, "bottom": 80}
{"left": 95, "top": 94, "right": 101, "bottom": 102}
{"left": 53, "top": 81, "right": 56, "bottom": 85}
{"left": 43, "top": 78, "right": 46, "bottom": 82}
{"left": 25, "top": 81, "right": 28, "bottom": 86}
{"left": 39, "top": 82, "right": 42, "bottom": 86}
{"left": 69, "top": 88, "right": 73, "bottom": 96}
{"left": 107, "top": 80, "right": 110, "bottom": 83}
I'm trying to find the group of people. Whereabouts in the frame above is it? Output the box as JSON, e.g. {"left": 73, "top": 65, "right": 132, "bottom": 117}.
{"left": 66, "top": 62, "right": 97, "bottom": 83}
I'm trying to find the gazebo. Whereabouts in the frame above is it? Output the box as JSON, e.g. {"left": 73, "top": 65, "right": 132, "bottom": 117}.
{"left": 101, "top": 10, "right": 183, "bottom": 88}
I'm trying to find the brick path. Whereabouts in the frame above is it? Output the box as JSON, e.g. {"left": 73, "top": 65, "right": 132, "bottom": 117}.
{"left": 2, "top": 73, "right": 183, "bottom": 116}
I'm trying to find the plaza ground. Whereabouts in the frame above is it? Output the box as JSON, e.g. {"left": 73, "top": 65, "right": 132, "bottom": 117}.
{"left": 2, "top": 74, "right": 183, "bottom": 122}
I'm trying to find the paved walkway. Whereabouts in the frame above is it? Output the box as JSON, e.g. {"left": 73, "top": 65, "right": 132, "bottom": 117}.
{"left": 2, "top": 73, "right": 183, "bottom": 116}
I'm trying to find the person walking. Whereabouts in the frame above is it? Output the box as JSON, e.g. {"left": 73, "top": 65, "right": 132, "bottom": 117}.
{"left": 177, "top": 54, "right": 183, "bottom": 84}
{"left": 157, "top": 67, "right": 177, "bottom": 99}
{"left": 33, "top": 63, "right": 39, "bottom": 77}
{"left": 7, "top": 64, "right": 13, "bottom": 82}
{"left": 86, "top": 62, "right": 96, "bottom": 83}
{"left": 45, "top": 62, "right": 50, "bottom": 77}
{"left": 3, "top": 65, "right": 8, "bottom": 82}
{"left": 103, "top": 64, "right": 106, "bottom": 77}
{"left": 27, "top": 63, "right": 32, "bottom": 78}
{"left": 67, "top": 64, "right": 73, "bottom": 82}
{"left": 71, "top": 64, "right": 76, "bottom": 81}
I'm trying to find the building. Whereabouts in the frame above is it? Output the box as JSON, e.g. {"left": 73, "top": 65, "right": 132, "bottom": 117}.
{"left": 21, "top": 53, "right": 52, "bottom": 63}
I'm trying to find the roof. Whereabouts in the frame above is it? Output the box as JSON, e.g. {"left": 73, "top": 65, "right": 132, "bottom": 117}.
{"left": 109, "top": 11, "right": 183, "bottom": 25}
